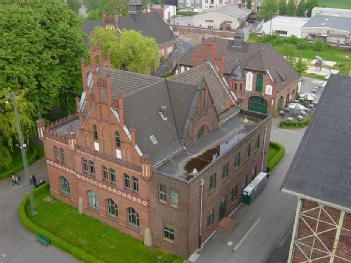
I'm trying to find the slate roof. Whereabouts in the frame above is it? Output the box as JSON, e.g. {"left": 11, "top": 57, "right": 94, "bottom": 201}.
{"left": 179, "top": 38, "right": 300, "bottom": 91}
{"left": 303, "top": 15, "right": 351, "bottom": 33}
{"left": 82, "top": 13, "right": 176, "bottom": 45}
{"left": 281, "top": 75, "right": 351, "bottom": 210}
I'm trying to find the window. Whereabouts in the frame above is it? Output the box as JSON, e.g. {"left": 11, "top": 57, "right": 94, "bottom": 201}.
{"left": 115, "top": 132, "right": 121, "bottom": 149}
{"left": 207, "top": 208, "right": 215, "bottom": 225}
{"left": 60, "top": 176, "right": 70, "bottom": 194}
{"left": 107, "top": 198, "right": 118, "bottom": 217}
{"left": 170, "top": 188, "right": 179, "bottom": 207}
{"left": 102, "top": 166, "right": 108, "bottom": 182}
{"left": 240, "top": 83, "right": 243, "bottom": 91}
{"left": 60, "top": 148, "right": 65, "bottom": 164}
{"left": 110, "top": 169, "right": 116, "bottom": 184}
{"left": 159, "top": 184, "right": 167, "bottom": 201}
{"left": 127, "top": 207, "right": 139, "bottom": 227}
{"left": 234, "top": 152, "right": 241, "bottom": 167}
{"left": 88, "top": 191, "right": 99, "bottom": 209}
{"left": 209, "top": 174, "right": 216, "bottom": 190}
{"left": 222, "top": 163, "right": 229, "bottom": 179}
{"left": 124, "top": 174, "right": 130, "bottom": 188}
{"left": 247, "top": 143, "right": 251, "bottom": 157}
{"left": 234, "top": 83, "right": 237, "bottom": 91}
{"left": 256, "top": 134, "right": 260, "bottom": 149}
{"left": 244, "top": 175, "right": 249, "bottom": 187}
{"left": 205, "top": 19, "right": 214, "bottom": 23}
{"left": 164, "top": 226, "right": 175, "bottom": 241}
{"left": 231, "top": 185, "right": 238, "bottom": 201}
{"left": 54, "top": 145, "right": 59, "bottom": 161}
{"left": 197, "top": 126, "right": 207, "bottom": 138}
{"left": 82, "top": 159, "right": 88, "bottom": 175}
{"left": 93, "top": 125, "right": 98, "bottom": 141}
{"left": 275, "top": 30, "right": 287, "bottom": 35}
{"left": 252, "top": 165, "right": 257, "bottom": 179}
{"left": 89, "top": 161, "right": 95, "bottom": 177}
{"left": 132, "top": 177, "right": 139, "bottom": 192}
{"left": 256, "top": 73, "right": 263, "bottom": 93}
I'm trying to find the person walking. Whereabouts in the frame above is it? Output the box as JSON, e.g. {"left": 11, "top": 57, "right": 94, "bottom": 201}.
{"left": 11, "top": 174, "right": 16, "bottom": 185}
{"left": 31, "top": 174, "right": 37, "bottom": 187}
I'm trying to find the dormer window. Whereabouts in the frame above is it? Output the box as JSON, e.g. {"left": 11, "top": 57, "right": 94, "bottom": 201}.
{"left": 115, "top": 132, "right": 121, "bottom": 149}
{"left": 159, "top": 106, "right": 167, "bottom": 120}
{"left": 93, "top": 125, "right": 98, "bottom": 141}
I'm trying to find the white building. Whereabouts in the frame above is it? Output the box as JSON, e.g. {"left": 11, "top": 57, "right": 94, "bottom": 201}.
{"left": 192, "top": 4, "right": 251, "bottom": 29}
{"left": 259, "top": 16, "right": 309, "bottom": 37}
{"left": 311, "top": 7, "right": 351, "bottom": 19}
{"left": 149, "top": 4, "right": 176, "bottom": 22}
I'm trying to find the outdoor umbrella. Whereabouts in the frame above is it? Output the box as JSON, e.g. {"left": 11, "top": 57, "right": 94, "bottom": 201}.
{"left": 300, "top": 93, "right": 316, "bottom": 102}
{"left": 288, "top": 103, "right": 306, "bottom": 115}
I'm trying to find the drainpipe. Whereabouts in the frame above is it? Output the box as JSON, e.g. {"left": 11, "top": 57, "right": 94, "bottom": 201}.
{"left": 199, "top": 178, "right": 205, "bottom": 249}
{"left": 261, "top": 125, "right": 267, "bottom": 172}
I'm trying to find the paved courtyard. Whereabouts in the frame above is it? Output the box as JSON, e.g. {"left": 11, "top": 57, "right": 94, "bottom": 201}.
{"left": 192, "top": 119, "right": 306, "bottom": 263}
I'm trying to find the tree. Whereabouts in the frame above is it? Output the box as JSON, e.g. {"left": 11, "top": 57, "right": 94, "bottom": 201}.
{"left": 296, "top": 0, "right": 305, "bottom": 16}
{"left": 0, "top": 88, "right": 35, "bottom": 168}
{"left": 247, "top": 0, "right": 252, "bottom": 9}
{"left": 293, "top": 57, "right": 307, "bottom": 74}
{"left": 67, "top": 0, "right": 80, "bottom": 13}
{"left": 286, "top": 0, "right": 296, "bottom": 16}
{"left": 278, "top": 0, "right": 287, "bottom": 15}
{"left": 0, "top": 1, "right": 87, "bottom": 119}
{"left": 91, "top": 28, "right": 160, "bottom": 74}
{"left": 306, "top": 0, "right": 319, "bottom": 17}
{"left": 259, "top": 0, "right": 278, "bottom": 21}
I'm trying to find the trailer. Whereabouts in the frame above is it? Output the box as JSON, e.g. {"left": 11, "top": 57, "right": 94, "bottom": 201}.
{"left": 242, "top": 172, "right": 269, "bottom": 204}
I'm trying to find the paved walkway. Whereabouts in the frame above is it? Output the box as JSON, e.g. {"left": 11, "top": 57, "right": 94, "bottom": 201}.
{"left": 193, "top": 119, "right": 306, "bottom": 263}
{"left": 0, "top": 159, "right": 77, "bottom": 263}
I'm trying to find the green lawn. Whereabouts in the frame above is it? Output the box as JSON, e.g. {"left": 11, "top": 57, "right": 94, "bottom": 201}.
{"left": 320, "top": 0, "right": 351, "bottom": 9}
{"left": 27, "top": 186, "right": 182, "bottom": 263}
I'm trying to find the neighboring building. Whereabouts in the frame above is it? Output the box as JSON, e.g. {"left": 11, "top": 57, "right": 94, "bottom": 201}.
{"left": 302, "top": 15, "right": 351, "bottom": 45}
{"left": 312, "top": 7, "right": 351, "bottom": 18}
{"left": 149, "top": 4, "right": 176, "bottom": 22}
{"left": 177, "top": 33, "right": 301, "bottom": 115}
{"left": 259, "top": 16, "right": 309, "bottom": 37}
{"left": 192, "top": 4, "right": 251, "bottom": 29}
{"left": 82, "top": 0, "right": 176, "bottom": 58}
{"left": 37, "top": 46, "right": 271, "bottom": 258}
{"left": 281, "top": 74, "right": 351, "bottom": 263}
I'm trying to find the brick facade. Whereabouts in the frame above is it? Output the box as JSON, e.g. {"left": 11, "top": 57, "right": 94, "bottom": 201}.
{"left": 38, "top": 47, "right": 271, "bottom": 259}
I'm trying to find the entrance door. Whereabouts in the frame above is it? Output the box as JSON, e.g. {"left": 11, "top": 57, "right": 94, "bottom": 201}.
{"left": 277, "top": 96, "right": 284, "bottom": 113}
{"left": 248, "top": 96, "right": 268, "bottom": 114}
{"left": 219, "top": 197, "right": 226, "bottom": 220}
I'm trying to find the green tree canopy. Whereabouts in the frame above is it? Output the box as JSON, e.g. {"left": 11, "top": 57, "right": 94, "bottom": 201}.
{"left": 286, "top": 0, "right": 296, "bottom": 16}
{"left": 0, "top": 0, "right": 87, "bottom": 117}
{"left": 296, "top": 0, "right": 306, "bottom": 16}
{"left": 247, "top": 0, "right": 252, "bottom": 9}
{"left": 278, "top": 0, "right": 287, "bottom": 15}
{"left": 91, "top": 28, "right": 160, "bottom": 74}
{"left": 293, "top": 57, "right": 308, "bottom": 74}
{"left": 306, "top": 0, "right": 319, "bottom": 17}
{"left": 259, "top": 0, "right": 278, "bottom": 21}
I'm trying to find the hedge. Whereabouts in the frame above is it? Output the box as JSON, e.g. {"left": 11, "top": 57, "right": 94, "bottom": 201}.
{"left": 267, "top": 141, "right": 285, "bottom": 172}
{"left": 279, "top": 116, "right": 312, "bottom": 129}
{"left": 0, "top": 143, "right": 44, "bottom": 181}
{"left": 18, "top": 183, "right": 104, "bottom": 263}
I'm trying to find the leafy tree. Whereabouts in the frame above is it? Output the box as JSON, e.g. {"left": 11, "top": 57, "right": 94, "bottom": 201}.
{"left": 91, "top": 28, "right": 160, "bottom": 74}
{"left": 293, "top": 57, "right": 307, "bottom": 74}
{"left": 67, "top": 0, "right": 80, "bottom": 13}
{"left": 305, "top": 0, "right": 319, "bottom": 17}
{"left": 278, "top": 0, "right": 287, "bottom": 15}
{"left": 286, "top": 0, "right": 296, "bottom": 16}
{"left": 0, "top": 88, "right": 35, "bottom": 168}
{"left": 247, "top": 0, "right": 252, "bottom": 9}
{"left": 296, "top": 0, "right": 305, "bottom": 16}
{"left": 0, "top": 0, "right": 87, "bottom": 118}
{"left": 259, "top": 0, "right": 278, "bottom": 21}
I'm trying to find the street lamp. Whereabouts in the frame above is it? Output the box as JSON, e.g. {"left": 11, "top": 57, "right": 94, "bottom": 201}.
{"left": 6, "top": 92, "right": 37, "bottom": 216}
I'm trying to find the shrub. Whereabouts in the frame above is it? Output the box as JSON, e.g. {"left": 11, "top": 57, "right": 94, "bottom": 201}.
{"left": 267, "top": 141, "right": 285, "bottom": 172}
{"left": 280, "top": 116, "right": 312, "bottom": 128}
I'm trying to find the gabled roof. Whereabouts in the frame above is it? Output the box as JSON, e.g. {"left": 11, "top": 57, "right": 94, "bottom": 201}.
{"left": 281, "top": 75, "right": 351, "bottom": 210}
{"left": 179, "top": 38, "right": 300, "bottom": 91}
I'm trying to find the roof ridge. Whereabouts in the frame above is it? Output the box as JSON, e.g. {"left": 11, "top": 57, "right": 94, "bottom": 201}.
{"left": 102, "top": 66, "right": 163, "bottom": 81}
{"left": 124, "top": 78, "right": 165, "bottom": 98}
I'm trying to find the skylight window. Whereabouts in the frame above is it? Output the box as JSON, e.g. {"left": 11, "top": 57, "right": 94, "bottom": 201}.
{"left": 150, "top": 135, "right": 158, "bottom": 144}
{"left": 159, "top": 106, "right": 167, "bottom": 120}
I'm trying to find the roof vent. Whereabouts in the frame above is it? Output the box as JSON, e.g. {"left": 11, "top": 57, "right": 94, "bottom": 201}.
{"left": 243, "top": 117, "right": 249, "bottom": 124}
{"left": 159, "top": 106, "right": 167, "bottom": 120}
{"left": 192, "top": 168, "right": 198, "bottom": 174}
{"left": 150, "top": 135, "right": 158, "bottom": 144}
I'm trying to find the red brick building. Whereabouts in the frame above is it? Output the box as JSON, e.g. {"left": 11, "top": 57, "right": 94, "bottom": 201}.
{"left": 282, "top": 75, "right": 351, "bottom": 262}
{"left": 177, "top": 33, "right": 301, "bottom": 116}
{"left": 38, "top": 47, "right": 271, "bottom": 258}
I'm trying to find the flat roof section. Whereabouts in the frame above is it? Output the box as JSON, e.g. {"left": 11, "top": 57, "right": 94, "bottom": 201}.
{"left": 281, "top": 74, "right": 351, "bottom": 210}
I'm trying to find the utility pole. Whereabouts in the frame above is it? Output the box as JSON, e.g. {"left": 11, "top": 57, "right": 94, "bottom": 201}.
{"left": 7, "top": 92, "right": 37, "bottom": 216}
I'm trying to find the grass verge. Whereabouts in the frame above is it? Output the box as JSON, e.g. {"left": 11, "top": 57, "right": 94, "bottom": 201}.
{"left": 19, "top": 184, "right": 183, "bottom": 263}
{"left": 320, "top": 0, "right": 351, "bottom": 9}
{"left": 267, "top": 141, "right": 285, "bottom": 172}
{"left": 280, "top": 116, "right": 312, "bottom": 129}
{"left": 0, "top": 143, "right": 44, "bottom": 181}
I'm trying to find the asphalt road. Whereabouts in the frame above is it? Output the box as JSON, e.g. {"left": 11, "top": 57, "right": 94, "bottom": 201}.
{"left": 192, "top": 118, "right": 306, "bottom": 263}
{"left": 0, "top": 159, "right": 77, "bottom": 263}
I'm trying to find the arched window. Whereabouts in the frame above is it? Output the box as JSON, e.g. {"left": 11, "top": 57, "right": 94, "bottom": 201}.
{"left": 88, "top": 191, "right": 99, "bottom": 209}
{"left": 127, "top": 207, "right": 140, "bottom": 227}
{"left": 197, "top": 125, "right": 207, "bottom": 138}
{"left": 107, "top": 198, "right": 118, "bottom": 217}
{"left": 87, "top": 72, "right": 93, "bottom": 89}
{"left": 93, "top": 125, "right": 98, "bottom": 141}
{"left": 256, "top": 73, "right": 263, "bottom": 93}
{"left": 60, "top": 176, "right": 70, "bottom": 194}
{"left": 115, "top": 132, "right": 121, "bottom": 149}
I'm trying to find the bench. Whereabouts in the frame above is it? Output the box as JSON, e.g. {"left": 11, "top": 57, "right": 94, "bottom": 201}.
{"left": 36, "top": 234, "right": 50, "bottom": 246}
